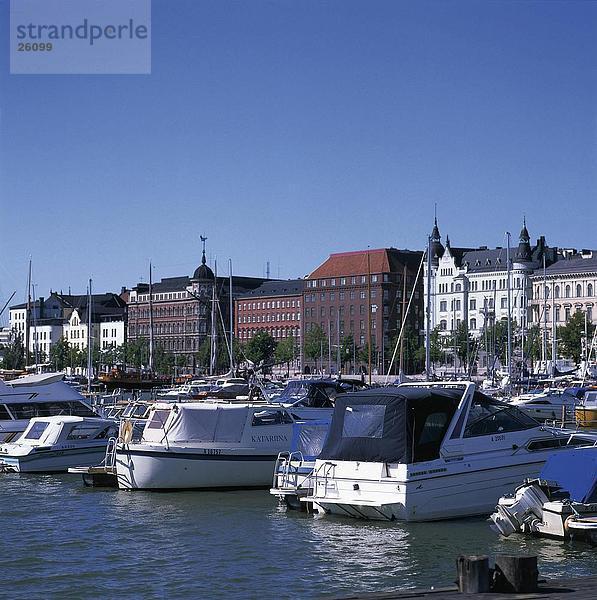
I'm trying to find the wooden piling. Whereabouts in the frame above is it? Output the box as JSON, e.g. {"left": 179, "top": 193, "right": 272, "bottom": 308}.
{"left": 455, "top": 555, "right": 489, "bottom": 593}
{"left": 493, "top": 554, "right": 538, "bottom": 593}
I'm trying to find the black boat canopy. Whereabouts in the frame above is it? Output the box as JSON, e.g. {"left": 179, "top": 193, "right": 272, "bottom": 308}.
{"left": 318, "top": 387, "right": 462, "bottom": 464}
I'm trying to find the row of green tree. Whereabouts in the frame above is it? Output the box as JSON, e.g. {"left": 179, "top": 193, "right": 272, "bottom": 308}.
{"left": 0, "top": 313, "right": 592, "bottom": 375}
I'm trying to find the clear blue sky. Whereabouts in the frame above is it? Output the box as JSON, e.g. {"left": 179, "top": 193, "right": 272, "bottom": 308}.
{"left": 1, "top": 0, "right": 596, "bottom": 324}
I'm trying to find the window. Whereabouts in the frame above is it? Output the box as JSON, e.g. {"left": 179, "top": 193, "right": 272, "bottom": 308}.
{"left": 342, "top": 405, "right": 385, "bottom": 438}
{"left": 67, "top": 423, "right": 103, "bottom": 440}
{"left": 501, "top": 297, "right": 507, "bottom": 309}
{"left": 470, "top": 299, "right": 476, "bottom": 310}
{"left": 577, "top": 284, "right": 582, "bottom": 298}
{"left": 565, "top": 285, "right": 571, "bottom": 298}
{"left": 252, "top": 409, "right": 293, "bottom": 426}
{"left": 24, "top": 421, "right": 50, "bottom": 440}
{"left": 440, "top": 300, "right": 447, "bottom": 312}
{"left": 470, "top": 318, "right": 477, "bottom": 330}
{"left": 147, "top": 409, "right": 171, "bottom": 429}
{"left": 588, "top": 284, "right": 593, "bottom": 297}
{"left": 463, "top": 393, "right": 537, "bottom": 438}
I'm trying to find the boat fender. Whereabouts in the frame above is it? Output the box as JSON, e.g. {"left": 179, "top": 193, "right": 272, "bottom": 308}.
{"left": 120, "top": 420, "right": 134, "bottom": 444}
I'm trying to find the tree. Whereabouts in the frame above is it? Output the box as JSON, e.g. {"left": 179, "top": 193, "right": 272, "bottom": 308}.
{"left": 524, "top": 325, "right": 543, "bottom": 368}
{"left": 429, "top": 326, "right": 443, "bottom": 365}
{"left": 446, "top": 321, "right": 473, "bottom": 370}
{"left": 49, "top": 336, "right": 70, "bottom": 371}
{"left": 275, "top": 335, "right": 296, "bottom": 375}
{"left": 304, "top": 325, "right": 328, "bottom": 372}
{"left": 126, "top": 337, "right": 149, "bottom": 370}
{"left": 0, "top": 335, "right": 25, "bottom": 370}
{"left": 244, "top": 331, "right": 277, "bottom": 366}
{"left": 559, "top": 311, "right": 595, "bottom": 364}
{"left": 339, "top": 335, "right": 355, "bottom": 370}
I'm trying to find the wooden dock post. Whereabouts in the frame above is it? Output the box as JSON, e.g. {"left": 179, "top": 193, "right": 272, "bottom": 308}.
{"left": 493, "top": 555, "right": 538, "bottom": 593}
{"left": 456, "top": 555, "right": 489, "bottom": 593}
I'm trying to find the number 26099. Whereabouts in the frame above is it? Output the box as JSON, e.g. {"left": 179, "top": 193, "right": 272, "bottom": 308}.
{"left": 17, "top": 43, "right": 53, "bottom": 51}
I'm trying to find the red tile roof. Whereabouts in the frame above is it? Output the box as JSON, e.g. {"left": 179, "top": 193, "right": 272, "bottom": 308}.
{"left": 308, "top": 249, "right": 391, "bottom": 279}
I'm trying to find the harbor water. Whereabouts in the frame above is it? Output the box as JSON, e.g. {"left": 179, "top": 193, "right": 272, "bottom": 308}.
{"left": 1, "top": 473, "right": 596, "bottom": 599}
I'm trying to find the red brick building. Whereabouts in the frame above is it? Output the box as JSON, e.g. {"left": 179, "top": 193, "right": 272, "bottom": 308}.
{"left": 304, "top": 248, "right": 424, "bottom": 374}
{"left": 235, "top": 279, "right": 304, "bottom": 345}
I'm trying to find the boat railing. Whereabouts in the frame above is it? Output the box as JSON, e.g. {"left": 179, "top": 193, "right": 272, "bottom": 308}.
{"left": 312, "top": 460, "right": 336, "bottom": 499}
{"left": 272, "top": 451, "right": 305, "bottom": 490}
{"left": 104, "top": 437, "right": 118, "bottom": 470}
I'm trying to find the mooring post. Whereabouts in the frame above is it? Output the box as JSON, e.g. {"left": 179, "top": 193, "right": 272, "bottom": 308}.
{"left": 456, "top": 555, "right": 489, "bottom": 593}
{"left": 493, "top": 555, "right": 538, "bottom": 593}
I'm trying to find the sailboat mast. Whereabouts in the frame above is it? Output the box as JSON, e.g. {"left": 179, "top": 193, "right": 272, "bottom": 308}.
{"left": 229, "top": 259, "right": 234, "bottom": 373}
{"left": 367, "top": 250, "right": 372, "bottom": 385}
{"left": 25, "top": 258, "right": 32, "bottom": 365}
{"left": 31, "top": 283, "right": 40, "bottom": 370}
{"left": 148, "top": 261, "right": 154, "bottom": 374}
{"left": 542, "top": 255, "right": 547, "bottom": 366}
{"left": 210, "top": 261, "right": 217, "bottom": 375}
{"left": 399, "top": 264, "right": 406, "bottom": 378}
{"left": 551, "top": 281, "right": 557, "bottom": 377}
{"left": 87, "top": 279, "right": 92, "bottom": 394}
{"left": 425, "top": 235, "right": 432, "bottom": 379}
{"left": 506, "top": 232, "right": 512, "bottom": 384}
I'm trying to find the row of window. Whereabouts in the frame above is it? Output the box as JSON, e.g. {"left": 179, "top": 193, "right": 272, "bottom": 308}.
{"left": 306, "top": 275, "right": 384, "bottom": 288}
{"left": 130, "top": 304, "right": 205, "bottom": 319}
{"left": 537, "top": 283, "right": 594, "bottom": 300}
{"left": 238, "top": 312, "right": 301, "bottom": 324}
{"left": 239, "top": 299, "right": 300, "bottom": 310}
{"left": 238, "top": 327, "right": 300, "bottom": 340}
{"left": 137, "top": 291, "right": 189, "bottom": 302}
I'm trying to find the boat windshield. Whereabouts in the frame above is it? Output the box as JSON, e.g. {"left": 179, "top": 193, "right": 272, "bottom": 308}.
{"left": 24, "top": 421, "right": 50, "bottom": 440}
{"left": 464, "top": 393, "right": 538, "bottom": 438}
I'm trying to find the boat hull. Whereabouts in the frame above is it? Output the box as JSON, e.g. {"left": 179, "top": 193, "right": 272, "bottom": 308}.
{"left": 310, "top": 458, "right": 552, "bottom": 522}
{"left": 115, "top": 445, "right": 279, "bottom": 490}
{"left": 0, "top": 445, "right": 107, "bottom": 473}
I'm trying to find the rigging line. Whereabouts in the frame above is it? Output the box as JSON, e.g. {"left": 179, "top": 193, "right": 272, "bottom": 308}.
{"left": 384, "top": 251, "right": 425, "bottom": 383}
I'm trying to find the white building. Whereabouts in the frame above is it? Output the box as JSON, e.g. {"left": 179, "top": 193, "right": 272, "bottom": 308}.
{"left": 9, "top": 291, "right": 126, "bottom": 359}
{"left": 530, "top": 249, "right": 597, "bottom": 329}
{"left": 424, "top": 219, "right": 559, "bottom": 340}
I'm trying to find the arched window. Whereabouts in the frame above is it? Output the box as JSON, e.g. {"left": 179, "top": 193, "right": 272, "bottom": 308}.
{"left": 470, "top": 318, "right": 477, "bottom": 330}
{"left": 588, "top": 284, "right": 594, "bottom": 297}
{"left": 440, "top": 320, "right": 447, "bottom": 331}
{"left": 555, "top": 285, "right": 560, "bottom": 299}
{"left": 455, "top": 283, "right": 461, "bottom": 292}
{"left": 565, "top": 285, "right": 571, "bottom": 298}
{"left": 544, "top": 285, "right": 550, "bottom": 299}
{"left": 577, "top": 284, "right": 582, "bottom": 297}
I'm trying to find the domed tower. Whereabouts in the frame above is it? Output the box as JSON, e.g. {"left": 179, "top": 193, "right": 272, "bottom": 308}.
{"left": 430, "top": 217, "right": 444, "bottom": 266}
{"left": 514, "top": 218, "right": 532, "bottom": 265}
{"left": 192, "top": 236, "right": 215, "bottom": 282}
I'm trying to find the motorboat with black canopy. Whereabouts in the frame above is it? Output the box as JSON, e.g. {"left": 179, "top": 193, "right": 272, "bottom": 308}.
{"left": 303, "top": 382, "right": 597, "bottom": 522}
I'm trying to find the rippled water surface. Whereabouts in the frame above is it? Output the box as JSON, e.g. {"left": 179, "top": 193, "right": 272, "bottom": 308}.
{"left": 1, "top": 473, "right": 595, "bottom": 599}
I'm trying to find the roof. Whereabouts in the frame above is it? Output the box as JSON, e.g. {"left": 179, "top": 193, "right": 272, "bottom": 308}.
{"left": 236, "top": 279, "right": 305, "bottom": 299}
{"left": 460, "top": 247, "right": 511, "bottom": 273}
{"left": 308, "top": 248, "right": 423, "bottom": 279}
{"left": 541, "top": 252, "right": 597, "bottom": 276}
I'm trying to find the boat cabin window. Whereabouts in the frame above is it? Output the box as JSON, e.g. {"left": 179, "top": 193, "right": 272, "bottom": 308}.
{"left": 252, "top": 410, "right": 293, "bottom": 426}
{"left": 411, "top": 407, "right": 457, "bottom": 463}
{"left": 147, "top": 409, "right": 171, "bottom": 429}
{"left": 342, "top": 405, "right": 385, "bottom": 439}
{"left": 67, "top": 423, "right": 103, "bottom": 440}
{"left": 6, "top": 402, "right": 96, "bottom": 420}
{"left": 464, "top": 393, "right": 537, "bottom": 438}
{"left": 0, "top": 405, "right": 11, "bottom": 420}
{"left": 24, "top": 421, "right": 50, "bottom": 440}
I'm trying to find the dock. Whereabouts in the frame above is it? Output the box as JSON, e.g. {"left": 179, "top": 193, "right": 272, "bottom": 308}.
{"left": 341, "top": 576, "right": 597, "bottom": 599}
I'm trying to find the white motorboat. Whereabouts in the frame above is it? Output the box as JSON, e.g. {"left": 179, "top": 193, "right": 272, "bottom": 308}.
{"left": 270, "top": 418, "right": 331, "bottom": 510}
{"left": 114, "top": 401, "right": 332, "bottom": 490}
{"left": 0, "top": 416, "right": 117, "bottom": 473}
{"left": 490, "top": 447, "right": 597, "bottom": 544}
{"left": 0, "top": 372, "right": 98, "bottom": 443}
{"left": 302, "top": 382, "right": 597, "bottom": 522}
{"left": 509, "top": 388, "right": 579, "bottom": 422}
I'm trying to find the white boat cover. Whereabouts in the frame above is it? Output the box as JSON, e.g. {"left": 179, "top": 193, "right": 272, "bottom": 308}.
{"left": 151, "top": 404, "right": 249, "bottom": 443}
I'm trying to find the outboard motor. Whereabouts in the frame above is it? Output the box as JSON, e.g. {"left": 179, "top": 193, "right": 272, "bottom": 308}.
{"left": 490, "top": 483, "right": 549, "bottom": 537}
